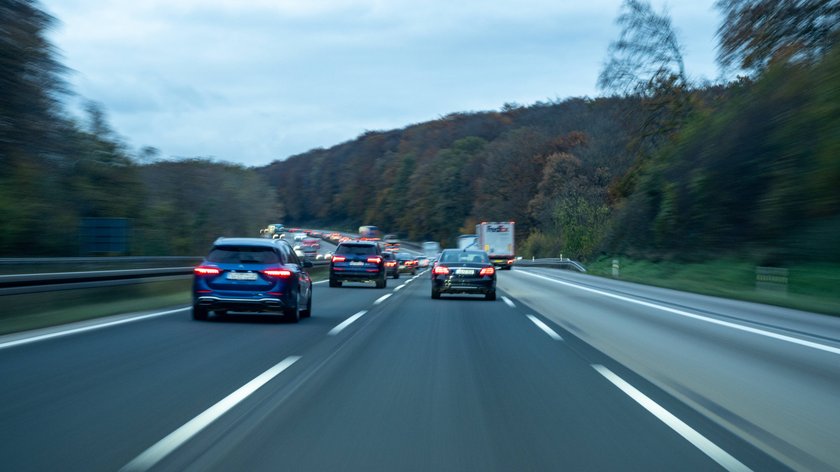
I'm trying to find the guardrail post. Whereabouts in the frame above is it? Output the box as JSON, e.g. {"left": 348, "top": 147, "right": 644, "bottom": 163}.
{"left": 756, "top": 266, "right": 788, "bottom": 294}
{"left": 612, "top": 259, "right": 619, "bottom": 278}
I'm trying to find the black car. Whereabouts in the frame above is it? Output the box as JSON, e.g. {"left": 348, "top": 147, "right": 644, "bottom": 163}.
{"left": 395, "top": 252, "right": 418, "bottom": 275}
{"left": 383, "top": 251, "right": 399, "bottom": 278}
{"left": 329, "top": 240, "right": 387, "bottom": 288}
{"left": 431, "top": 249, "right": 496, "bottom": 300}
{"left": 192, "top": 237, "right": 313, "bottom": 322}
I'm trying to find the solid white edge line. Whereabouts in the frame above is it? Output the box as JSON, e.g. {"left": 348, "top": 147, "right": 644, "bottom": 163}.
{"left": 502, "top": 296, "right": 516, "bottom": 308}
{"left": 328, "top": 310, "right": 367, "bottom": 336}
{"left": 374, "top": 293, "right": 392, "bottom": 305}
{"left": 592, "top": 364, "right": 752, "bottom": 472}
{"left": 518, "top": 270, "right": 840, "bottom": 356}
{"left": 120, "top": 356, "right": 301, "bottom": 472}
{"left": 526, "top": 314, "right": 563, "bottom": 341}
{"left": 0, "top": 307, "right": 189, "bottom": 350}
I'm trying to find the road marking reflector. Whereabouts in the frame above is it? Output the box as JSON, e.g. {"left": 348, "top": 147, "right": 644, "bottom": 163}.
{"left": 592, "top": 365, "right": 751, "bottom": 472}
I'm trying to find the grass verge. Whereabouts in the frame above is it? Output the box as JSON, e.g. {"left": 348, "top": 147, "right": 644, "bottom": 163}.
{"left": 586, "top": 257, "right": 840, "bottom": 316}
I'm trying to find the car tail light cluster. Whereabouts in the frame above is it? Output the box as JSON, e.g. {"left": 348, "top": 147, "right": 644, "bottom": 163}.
{"left": 385, "top": 261, "right": 397, "bottom": 267}
{"left": 367, "top": 256, "right": 382, "bottom": 264}
{"left": 432, "top": 265, "right": 450, "bottom": 275}
{"left": 332, "top": 255, "right": 347, "bottom": 262}
{"left": 194, "top": 266, "right": 221, "bottom": 276}
{"left": 262, "top": 268, "right": 293, "bottom": 278}
{"left": 479, "top": 267, "right": 495, "bottom": 276}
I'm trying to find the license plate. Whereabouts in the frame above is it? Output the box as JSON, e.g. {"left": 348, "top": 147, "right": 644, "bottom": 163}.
{"left": 455, "top": 269, "right": 474, "bottom": 275}
{"left": 349, "top": 261, "right": 364, "bottom": 266}
{"left": 227, "top": 272, "right": 258, "bottom": 280}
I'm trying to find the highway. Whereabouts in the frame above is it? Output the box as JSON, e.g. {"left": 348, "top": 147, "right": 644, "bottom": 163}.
{"left": 2, "top": 266, "right": 838, "bottom": 471}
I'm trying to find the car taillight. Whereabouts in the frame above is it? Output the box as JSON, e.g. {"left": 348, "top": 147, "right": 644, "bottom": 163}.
{"left": 385, "top": 261, "right": 396, "bottom": 267}
{"left": 480, "top": 267, "right": 495, "bottom": 276}
{"left": 194, "top": 266, "right": 221, "bottom": 276}
{"left": 332, "top": 255, "right": 346, "bottom": 262}
{"left": 262, "top": 268, "right": 293, "bottom": 278}
{"left": 433, "top": 265, "right": 450, "bottom": 275}
{"left": 367, "top": 256, "right": 382, "bottom": 264}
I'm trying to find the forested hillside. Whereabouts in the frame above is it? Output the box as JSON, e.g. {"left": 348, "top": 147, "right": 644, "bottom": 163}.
{"left": 259, "top": 98, "right": 639, "bottom": 259}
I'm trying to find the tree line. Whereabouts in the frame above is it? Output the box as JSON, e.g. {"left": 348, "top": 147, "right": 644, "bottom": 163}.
{"left": 2, "top": 0, "right": 838, "bottom": 265}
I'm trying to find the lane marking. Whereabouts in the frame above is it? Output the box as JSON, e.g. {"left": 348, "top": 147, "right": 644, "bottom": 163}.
{"left": 518, "top": 270, "right": 840, "bottom": 356}
{"left": 328, "top": 311, "right": 367, "bottom": 336}
{"left": 374, "top": 294, "right": 392, "bottom": 305}
{"left": 502, "top": 296, "right": 516, "bottom": 308}
{"left": 0, "top": 307, "right": 189, "bottom": 351}
{"left": 121, "top": 356, "right": 301, "bottom": 472}
{"left": 592, "top": 364, "right": 751, "bottom": 472}
{"left": 313, "top": 280, "right": 329, "bottom": 285}
{"left": 526, "top": 314, "right": 563, "bottom": 341}
{"left": 394, "top": 284, "right": 404, "bottom": 292}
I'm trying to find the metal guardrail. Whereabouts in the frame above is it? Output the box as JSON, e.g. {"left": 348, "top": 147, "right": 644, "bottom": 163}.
{"left": 515, "top": 258, "right": 587, "bottom": 272}
{"left": 0, "top": 267, "right": 195, "bottom": 296}
{"left": 0, "top": 257, "right": 330, "bottom": 296}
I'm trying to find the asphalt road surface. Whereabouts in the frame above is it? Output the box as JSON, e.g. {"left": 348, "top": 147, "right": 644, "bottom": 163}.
{"left": 2, "top": 266, "right": 838, "bottom": 471}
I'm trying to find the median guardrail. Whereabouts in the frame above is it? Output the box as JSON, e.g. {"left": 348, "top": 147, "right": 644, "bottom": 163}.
{"left": 0, "top": 257, "right": 330, "bottom": 296}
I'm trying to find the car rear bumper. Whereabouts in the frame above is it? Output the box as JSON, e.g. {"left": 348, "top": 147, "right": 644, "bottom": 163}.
{"left": 432, "top": 278, "right": 495, "bottom": 294}
{"left": 194, "top": 295, "right": 288, "bottom": 312}
{"left": 330, "top": 269, "right": 383, "bottom": 282}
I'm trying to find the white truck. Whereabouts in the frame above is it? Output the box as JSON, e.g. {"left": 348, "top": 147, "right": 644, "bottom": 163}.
{"left": 476, "top": 221, "right": 515, "bottom": 270}
{"left": 456, "top": 234, "right": 478, "bottom": 250}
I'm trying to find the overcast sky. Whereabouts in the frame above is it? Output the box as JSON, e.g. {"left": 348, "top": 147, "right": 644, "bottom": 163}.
{"left": 43, "top": 0, "right": 722, "bottom": 167}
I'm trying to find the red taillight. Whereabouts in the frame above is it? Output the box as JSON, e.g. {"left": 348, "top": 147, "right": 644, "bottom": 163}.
{"left": 433, "top": 265, "right": 450, "bottom": 275}
{"left": 367, "top": 256, "right": 382, "bottom": 264}
{"left": 480, "top": 267, "right": 495, "bottom": 276}
{"left": 385, "top": 261, "right": 397, "bottom": 267}
{"left": 263, "top": 269, "right": 293, "bottom": 278}
{"left": 332, "top": 255, "right": 346, "bottom": 262}
{"left": 194, "top": 266, "right": 221, "bottom": 276}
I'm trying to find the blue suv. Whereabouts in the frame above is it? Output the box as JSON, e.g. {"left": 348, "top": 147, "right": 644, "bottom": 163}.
{"left": 329, "top": 240, "right": 387, "bottom": 288}
{"left": 192, "top": 237, "right": 313, "bottom": 322}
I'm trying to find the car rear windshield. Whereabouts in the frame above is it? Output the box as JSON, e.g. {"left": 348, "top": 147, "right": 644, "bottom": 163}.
{"left": 207, "top": 246, "right": 281, "bottom": 264}
{"left": 336, "top": 243, "right": 377, "bottom": 255}
{"left": 440, "top": 251, "right": 489, "bottom": 263}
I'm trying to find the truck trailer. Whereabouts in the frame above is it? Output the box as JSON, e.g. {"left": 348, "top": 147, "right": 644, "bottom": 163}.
{"left": 476, "top": 222, "right": 515, "bottom": 269}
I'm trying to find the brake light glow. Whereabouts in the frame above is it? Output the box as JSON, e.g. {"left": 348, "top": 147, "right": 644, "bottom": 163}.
{"left": 385, "top": 261, "right": 397, "bottom": 267}
{"left": 262, "top": 269, "right": 293, "bottom": 278}
{"left": 367, "top": 256, "right": 382, "bottom": 264}
{"left": 194, "top": 266, "right": 221, "bottom": 275}
{"left": 332, "top": 255, "right": 346, "bottom": 262}
{"left": 433, "top": 265, "right": 450, "bottom": 275}
{"left": 479, "top": 267, "right": 495, "bottom": 276}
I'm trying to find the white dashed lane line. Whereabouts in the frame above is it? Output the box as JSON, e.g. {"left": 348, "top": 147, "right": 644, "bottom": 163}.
{"left": 526, "top": 314, "right": 563, "bottom": 341}
{"left": 328, "top": 311, "right": 368, "bottom": 336}
{"left": 502, "top": 296, "right": 516, "bottom": 308}
{"left": 374, "top": 293, "right": 392, "bottom": 305}
{"left": 121, "top": 356, "right": 302, "bottom": 472}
